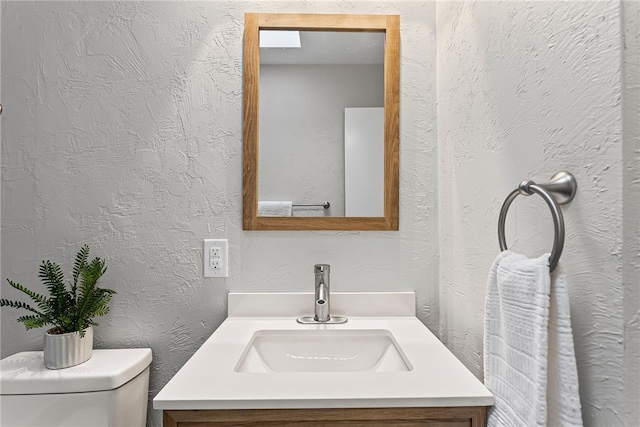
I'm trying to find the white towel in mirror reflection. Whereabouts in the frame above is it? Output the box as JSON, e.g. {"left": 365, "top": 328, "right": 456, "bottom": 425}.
{"left": 258, "top": 201, "right": 293, "bottom": 216}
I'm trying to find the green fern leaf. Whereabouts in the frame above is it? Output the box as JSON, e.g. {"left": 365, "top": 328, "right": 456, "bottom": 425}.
{"left": 39, "top": 261, "right": 65, "bottom": 295}
{"left": 93, "top": 305, "right": 111, "bottom": 317}
{"left": 76, "top": 260, "right": 108, "bottom": 319}
{"left": 39, "top": 261, "right": 72, "bottom": 320}
{"left": 72, "top": 245, "right": 90, "bottom": 297}
{"left": 0, "top": 298, "right": 44, "bottom": 316}
{"left": 3, "top": 281, "right": 53, "bottom": 317}
{"left": 16, "top": 314, "right": 52, "bottom": 330}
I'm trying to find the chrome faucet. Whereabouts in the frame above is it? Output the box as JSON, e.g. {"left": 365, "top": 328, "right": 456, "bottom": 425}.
{"left": 314, "top": 264, "right": 330, "bottom": 322}
{"left": 297, "top": 264, "right": 347, "bottom": 324}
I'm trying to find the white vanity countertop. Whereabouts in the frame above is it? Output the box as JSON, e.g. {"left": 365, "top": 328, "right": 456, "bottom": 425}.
{"left": 153, "top": 292, "right": 494, "bottom": 410}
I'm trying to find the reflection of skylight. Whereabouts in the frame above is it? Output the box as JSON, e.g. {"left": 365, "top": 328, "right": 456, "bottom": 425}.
{"left": 259, "top": 30, "right": 301, "bottom": 48}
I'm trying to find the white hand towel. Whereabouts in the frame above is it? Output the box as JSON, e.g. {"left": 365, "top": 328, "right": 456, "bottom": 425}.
{"left": 484, "top": 250, "right": 582, "bottom": 427}
{"left": 546, "top": 268, "right": 583, "bottom": 426}
{"left": 258, "top": 201, "right": 292, "bottom": 217}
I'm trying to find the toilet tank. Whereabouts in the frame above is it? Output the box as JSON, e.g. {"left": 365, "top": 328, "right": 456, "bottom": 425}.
{"left": 1, "top": 348, "right": 152, "bottom": 427}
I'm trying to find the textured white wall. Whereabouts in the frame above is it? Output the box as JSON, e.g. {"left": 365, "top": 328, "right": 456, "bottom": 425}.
{"left": 0, "top": 2, "right": 437, "bottom": 426}
{"left": 622, "top": 1, "right": 640, "bottom": 425}
{"left": 436, "top": 1, "right": 639, "bottom": 426}
{"left": 259, "top": 64, "right": 384, "bottom": 216}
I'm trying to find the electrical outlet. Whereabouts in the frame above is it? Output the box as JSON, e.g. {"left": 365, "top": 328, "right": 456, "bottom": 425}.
{"left": 204, "top": 239, "right": 228, "bottom": 278}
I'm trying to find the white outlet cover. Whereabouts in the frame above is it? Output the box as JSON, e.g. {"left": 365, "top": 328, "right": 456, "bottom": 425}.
{"left": 204, "top": 239, "right": 228, "bottom": 278}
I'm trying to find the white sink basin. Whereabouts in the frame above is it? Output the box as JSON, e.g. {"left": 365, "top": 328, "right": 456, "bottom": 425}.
{"left": 154, "top": 293, "right": 495, "bottom": 411}
{"left": 235, "top": 329, "right": 412, "bottom": 373}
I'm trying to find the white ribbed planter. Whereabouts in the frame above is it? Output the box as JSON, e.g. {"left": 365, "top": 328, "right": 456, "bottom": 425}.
{"left": 43, "top": 326, "right": 93, "bottom": 369}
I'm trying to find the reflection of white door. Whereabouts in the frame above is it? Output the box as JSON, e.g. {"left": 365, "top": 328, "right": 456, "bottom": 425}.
{"left": 344, "top": 107, "right": 384, "bottom": 217}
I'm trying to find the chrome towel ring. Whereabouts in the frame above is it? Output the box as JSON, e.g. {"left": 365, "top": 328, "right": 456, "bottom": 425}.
{"left": 498, "top": 171, "right": 577, "bottom": 272}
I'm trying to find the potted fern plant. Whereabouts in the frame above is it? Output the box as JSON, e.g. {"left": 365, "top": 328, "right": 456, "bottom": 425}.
{"left": 0, "top": 245, "right": 115, "bottom": 369}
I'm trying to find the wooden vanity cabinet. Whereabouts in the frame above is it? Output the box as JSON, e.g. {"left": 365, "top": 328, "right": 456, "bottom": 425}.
{"left": 163, "top": 406, "right": 489, "bottom": 426}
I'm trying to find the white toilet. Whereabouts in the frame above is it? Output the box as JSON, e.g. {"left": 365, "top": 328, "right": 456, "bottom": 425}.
{"left": 0, "top": 348, "right": 152, "bottom": 427}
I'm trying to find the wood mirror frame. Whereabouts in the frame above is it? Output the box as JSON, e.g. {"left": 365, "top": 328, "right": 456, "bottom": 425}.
{"left": 243, "top": 13, "right": 400, "bottom": 231}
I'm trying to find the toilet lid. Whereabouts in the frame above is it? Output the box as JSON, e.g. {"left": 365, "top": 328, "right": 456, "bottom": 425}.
{"left": 0, "top": 348, "right": 152, "bottom": 395}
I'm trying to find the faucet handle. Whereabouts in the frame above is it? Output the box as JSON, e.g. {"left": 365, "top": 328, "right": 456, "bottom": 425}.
{"left": 314, "top": 264, "right": 330, "bottom": 274}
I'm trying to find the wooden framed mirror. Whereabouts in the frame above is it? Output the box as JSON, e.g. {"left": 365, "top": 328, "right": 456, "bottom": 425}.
{"left": 243, "top": 13, "right": 399, "bottom": 230}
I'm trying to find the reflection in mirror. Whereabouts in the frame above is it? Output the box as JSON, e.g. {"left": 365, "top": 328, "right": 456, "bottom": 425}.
{"left": 243, "top": 13, "right": 400, "bottom": 231}
{"left": 259, "top": 31, "right": 385, "bottom": 217}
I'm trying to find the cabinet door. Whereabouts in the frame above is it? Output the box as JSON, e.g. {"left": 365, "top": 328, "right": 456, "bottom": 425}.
{"left": 163, "top": 407, "right": 488, "bottom": 427}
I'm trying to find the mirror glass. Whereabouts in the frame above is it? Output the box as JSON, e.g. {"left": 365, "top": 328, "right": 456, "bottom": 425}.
{"left": 243, "top": 13, "right": 399, "bottom": 231}
{"left": 258, "top": 31, "right": 385, "bottom": 218}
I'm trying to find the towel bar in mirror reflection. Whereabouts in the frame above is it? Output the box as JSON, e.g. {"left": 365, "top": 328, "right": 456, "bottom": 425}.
{"left": 243, "top": 13, "right": 400, "bottom": 231}
{"left": 293, "top": 202, "right": 331, "bottom": 209}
